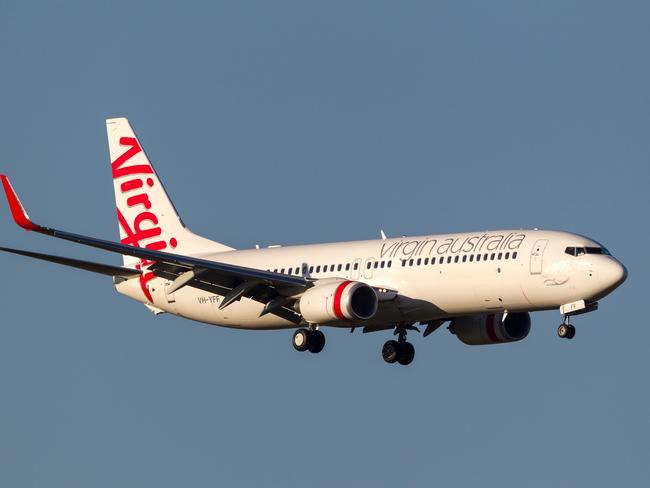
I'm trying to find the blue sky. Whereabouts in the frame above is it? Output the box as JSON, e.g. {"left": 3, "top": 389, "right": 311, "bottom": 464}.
{"left": 0, "top": 1, "right": 648, "bottom": 486}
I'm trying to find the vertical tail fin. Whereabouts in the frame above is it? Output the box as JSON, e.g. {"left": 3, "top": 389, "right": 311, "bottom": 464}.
{"left": 106, "top": 118, "right": 233, "bottom": 268}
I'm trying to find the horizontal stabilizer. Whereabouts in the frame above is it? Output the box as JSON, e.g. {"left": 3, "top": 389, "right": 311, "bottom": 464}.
{"left": 0, "top": 246, "right": 141, "bottom": 278}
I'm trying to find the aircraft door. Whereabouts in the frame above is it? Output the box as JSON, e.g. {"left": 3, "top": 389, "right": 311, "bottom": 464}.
{"left": 530, "top": 239, "right": 549, "bottom": 275}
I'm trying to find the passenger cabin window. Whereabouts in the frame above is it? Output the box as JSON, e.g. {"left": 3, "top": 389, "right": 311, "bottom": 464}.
{"left": 353, "top": 263, "right": 359, "bottom": 270}
{"left": 345, "top": 263, "right": 350, "bottom": 271}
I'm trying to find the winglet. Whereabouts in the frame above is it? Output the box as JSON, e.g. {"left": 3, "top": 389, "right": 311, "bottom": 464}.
{"left": 0, "top": 175, "right": 42, "bottom": 231}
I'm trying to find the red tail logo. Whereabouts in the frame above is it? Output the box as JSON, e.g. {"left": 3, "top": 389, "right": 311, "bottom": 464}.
{"left": 112, "top": 137, "right": 177, "bottom": 302}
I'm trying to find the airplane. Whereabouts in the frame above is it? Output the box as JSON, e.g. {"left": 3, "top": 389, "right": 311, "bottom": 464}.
{"left": 0, "top": 118, "right": 627, "bottom": 365}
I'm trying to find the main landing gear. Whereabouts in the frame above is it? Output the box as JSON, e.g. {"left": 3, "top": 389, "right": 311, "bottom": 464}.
{"left": 382, "top": 326, "right": 416, "bottom": 366}
{"left": 557, "top": 316, "right": 576, "bottom": 340}
{"left": 292, "top": 328, "right": 326, "bottom": 354}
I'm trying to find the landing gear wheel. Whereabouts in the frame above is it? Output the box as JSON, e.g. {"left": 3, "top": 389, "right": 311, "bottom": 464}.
{"left": 566, "top": 324, "right": 576, "bottom": 339}
{"left": 397, "top": 342, "right": 415, "bottom": 366}
{"left": 308, "top": 330, "right": 326, "bottom": 353}
{"left": 558, "top": 323, "right": 576, "bottom": 339}
{"left": 382, "top": 340, "right": 400, "bottom": 364}
{"left": 292, "top": 328, "right": 311, "bottom": 352}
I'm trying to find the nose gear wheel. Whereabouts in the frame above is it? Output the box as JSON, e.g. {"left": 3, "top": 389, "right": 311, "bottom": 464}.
{"left": 557, "top": 316, "right": 576, "bottom": 339}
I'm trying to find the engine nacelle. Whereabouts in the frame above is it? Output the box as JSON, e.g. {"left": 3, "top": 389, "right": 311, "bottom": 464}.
{"left": 450, "top": 312, "right": 531, "bottom": 345}
{"left": 298, "top": 280, "right": 378, "bottom": 324}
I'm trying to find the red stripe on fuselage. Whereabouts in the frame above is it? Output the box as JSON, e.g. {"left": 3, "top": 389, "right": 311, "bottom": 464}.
{"left": 333, "top": 280, "right": 353, "bottom": 320}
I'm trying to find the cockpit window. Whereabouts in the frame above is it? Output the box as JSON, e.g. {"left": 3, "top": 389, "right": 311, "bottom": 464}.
{"left": 585, "top": 246, "right": 610, "bottom": 255}
{"left": 565, "top": 247, "right": 582, "bottom": 256}
{"left": 565, "top": 246, "right": 611, "bottom": 257}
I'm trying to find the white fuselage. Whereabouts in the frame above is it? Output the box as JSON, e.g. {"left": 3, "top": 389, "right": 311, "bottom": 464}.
{"left": 115, "top": 229, "right": 627, "bottom": 330}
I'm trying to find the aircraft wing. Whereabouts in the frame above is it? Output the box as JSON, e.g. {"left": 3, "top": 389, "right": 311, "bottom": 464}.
{"left": 1, "top": 175, "right": 310, "bottom": 321}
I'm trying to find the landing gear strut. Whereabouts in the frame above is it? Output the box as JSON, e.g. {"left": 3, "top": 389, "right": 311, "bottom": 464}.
{"left": 382, "top": 326, "right": 416, "bottom": 366}
{"left": 292, "top": 328, "right": 326, "bottom": 354}
{"left": 557, "top": 316, "right": 576, "bottom": 340}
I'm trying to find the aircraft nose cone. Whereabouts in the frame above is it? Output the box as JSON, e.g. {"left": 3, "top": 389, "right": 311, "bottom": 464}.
{"left": 600, "top": 260, "right": 628, "bottom": 291}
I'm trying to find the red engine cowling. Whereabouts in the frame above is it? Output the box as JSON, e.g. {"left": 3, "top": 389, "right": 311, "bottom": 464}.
{"left": 450, "top": 312, "right": 531, "bottom": 345}
{"left": 297, "top": 280, "right": 378, "bottom": 324}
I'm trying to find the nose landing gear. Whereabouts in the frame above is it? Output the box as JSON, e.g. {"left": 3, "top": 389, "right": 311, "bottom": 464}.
{"left": 557, "top": 301, "right": 600, "bottom": 340}
{"left": 382, "top": 325, "right": 416, "bottom": 365}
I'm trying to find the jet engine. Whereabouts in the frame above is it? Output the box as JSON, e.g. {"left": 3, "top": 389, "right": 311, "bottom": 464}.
{"left": 450, "top": 312, "right": 531, "bottom": 345}
{"left": 297, "top": 280, "right": 378, "bottom": 324}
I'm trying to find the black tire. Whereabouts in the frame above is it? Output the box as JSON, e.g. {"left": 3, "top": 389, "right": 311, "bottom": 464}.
{"left": 566, "top": 325, "right": 576, "bottom": 339}
{"left": 382, "top": 340, "right": 400, "bottom": 364}
{"left": 292, "top": 328, "right": 310, "bottom": 352}
{"left": 397, "top": 342, "right": 415, "bottom": 366}
{"left": 557, "top": 324, "right": 569, "bottom": 338}
{"left": 308, "top": 330, "right": 326, "bottom": 353}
